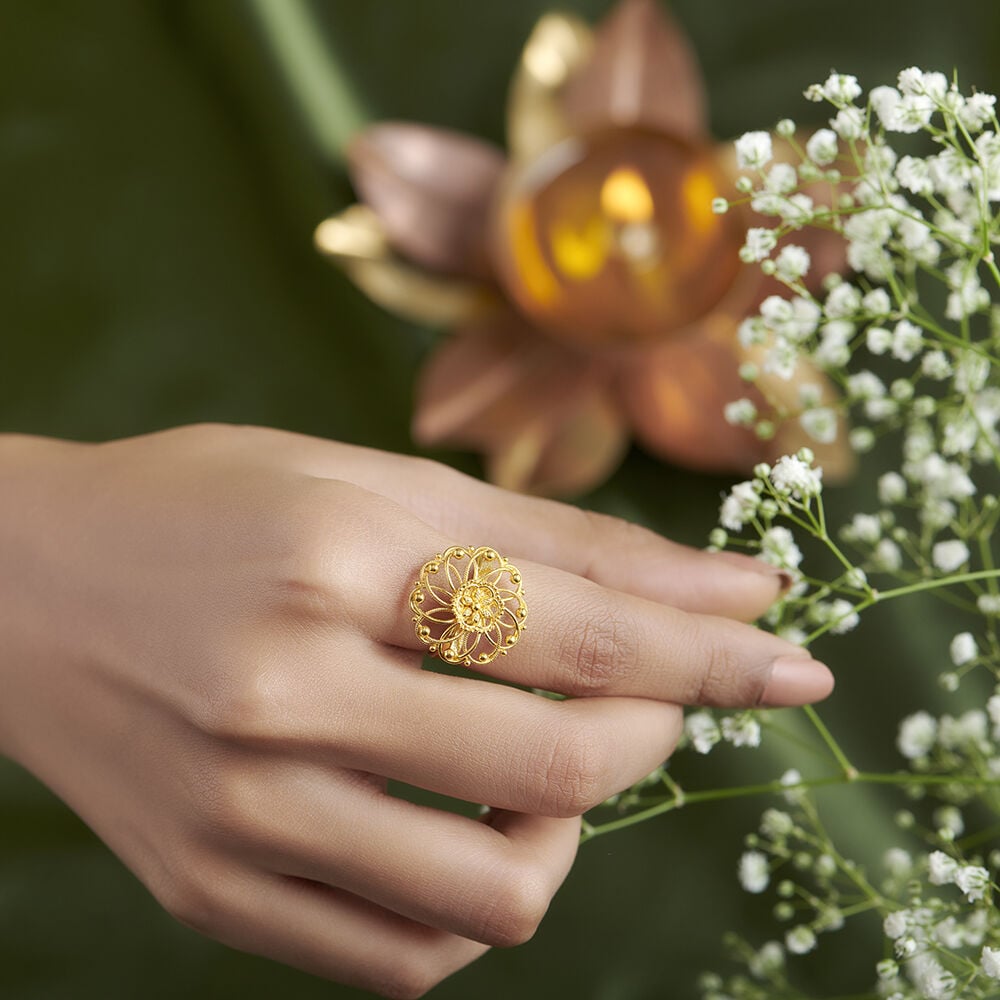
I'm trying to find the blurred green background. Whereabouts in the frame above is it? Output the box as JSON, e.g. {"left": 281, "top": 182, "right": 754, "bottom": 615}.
{"left": 2, "top": 1, "right": 999, "bottom": 997}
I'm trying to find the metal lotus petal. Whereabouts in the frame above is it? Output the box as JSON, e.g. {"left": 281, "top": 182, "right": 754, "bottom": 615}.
{"left": 315, "top": 205, "right": 491, "bottom": 327}
{"left": 506, "top": 12, "right": 593, "bottom": 164}
{"left": 561, "top": 0, "right": 708, "bottom": 141}
{"left": 412, "top": 311, "right": 539, "bottom": 445}
{"left": 347, "top": 122, "right": 504, "bottom": 280}
{"left": 621, "top": 320, "right": 772, "bottom": 472}
{"left": 492, "top": 386, "right": 628, "bottom": 497}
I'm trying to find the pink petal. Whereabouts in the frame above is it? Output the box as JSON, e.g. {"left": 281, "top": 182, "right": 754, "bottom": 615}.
{"left": 413, "top": 312, "right": 629, "bottom": 496}
{"left": 621, "top": 323, "right": 771, "bottom": 472}
{"left": 348, "top": 123, "right": 505, "bottom": 279}
{"left": 561, "top": 0, "right": 708, "bottom": 141}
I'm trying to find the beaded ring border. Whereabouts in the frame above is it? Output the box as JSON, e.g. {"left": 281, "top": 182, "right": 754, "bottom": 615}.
{"left": 409, "top": 546, "right": 527, "bottom": 667}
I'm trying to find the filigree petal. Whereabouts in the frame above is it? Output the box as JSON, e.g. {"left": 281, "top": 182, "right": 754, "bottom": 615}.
{"left": 347, "top": 123, "right": 504, "bottom": 280}
{"left": 426, "top": 583, "right": 454, "bottom": 606}
{"left": 445, "top": 559, "right": 463, "bottom": 591}
{"left": 423, "top": 606, "right": 457, "bottom": 624}
{"left": 315, "top": 205, "right": 492, "bottom": 327}
{"left": 507, "top": 12, "right": 594, "bottom": 163}
{"left": 561, "top": 0, "right": 708, "bottom": 141}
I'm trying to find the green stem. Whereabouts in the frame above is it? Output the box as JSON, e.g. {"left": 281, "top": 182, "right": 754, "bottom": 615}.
{"left": 247, "top": 0, "right": 368, "bottom": 163}
{"left": 580, "top": 770, "right": 1000, "bottom": 843}
{"left": 802, "top": 705, "right": 858, "bottom": 778}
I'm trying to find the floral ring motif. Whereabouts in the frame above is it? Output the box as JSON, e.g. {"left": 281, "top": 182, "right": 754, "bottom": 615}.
{"left": 409, "top": 546, "right": 527, "bottom": 667}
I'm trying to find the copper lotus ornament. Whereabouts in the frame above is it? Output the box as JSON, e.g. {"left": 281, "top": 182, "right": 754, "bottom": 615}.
{"left": 316, "top": 0, "right": 850, "bottom": 496}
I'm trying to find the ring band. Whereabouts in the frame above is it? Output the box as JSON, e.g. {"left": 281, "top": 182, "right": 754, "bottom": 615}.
{"left": 410, "top": 546, "right": 527, "bottom": 666}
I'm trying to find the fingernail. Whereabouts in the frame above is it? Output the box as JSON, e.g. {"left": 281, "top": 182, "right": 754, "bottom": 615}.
{"left": 711, "top": 551, "right": 793, "bottom": 591}
{"left": 760, "top": 655, "right": 835, "bottom": 707}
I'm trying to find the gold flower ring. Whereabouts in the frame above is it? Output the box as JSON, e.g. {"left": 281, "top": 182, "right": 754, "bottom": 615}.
{"left": 409, "top": 546, "right": 527, "bottom": 667}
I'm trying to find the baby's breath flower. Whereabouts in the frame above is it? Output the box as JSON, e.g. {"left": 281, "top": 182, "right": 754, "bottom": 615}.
{"left": 932, "top": 539, "right": 970, "bottom": 573}
{"left": 843, "top": 512, "right": 882, "bottom": 544}
{"left": 722, "top": 714, "right": 762, "bottom": 748}
{"left": 773, "top": 244, "right": 810, "bottom": 282}
{"left": 831, "top": 105, "right": 864, "bottom": 140}
{"left": 878, "top": 471, "right": 907, "bottom": 505}
{"left": 873, "top": 538, "right": 903, "bottom": 572}
{"left": 907, "top": 953, "right": 956, "bottom": 999}
{"left": 949, "top": 632, "right": 978, "bottom": 666}
{"left": 884, "top": 848, "right": 914, "bottom": 879}
{"left": 741, "top": 227, "right": 777, "bottom": 262}
{"left": 760, "top": 808, "right": 795, "bottom": 838}
{"left": 685, "top": 710, "right": 721, "bottom": 754}
{"left": 739, "top": 850, "right": 770, "bottom": 893}
{"left": 822, "top": 72, "right": 862, "bottom": 103}
{"left": 891, "top": 319, "right": 924, "bottom": 362}
{"left": 723, "top": 398, "right": 757, "bottom": 427}
{"left": 982, "top": 946, "right": 1000, "bottom": 980}
{"left": 770, "top": 454, "right": 823, "bottom": 498}
{"left": 928, "top": 850, "right": 959, "bottom": 886}
{"left": 884, "top": 910, "right": 908, "bottom": 939}
{"left": 760, "top": 526, "right": 803, "bottom": 570}
{"left": 867, "top": 326, "right": 893, "bottom": 355}
{"left": 735, "top": 130, "right": 773, "bottom": 170}
{"left": 719, "top": 481, "right": 760, "bottom": 532}
{"left": 799, "top": 407, "right": 838, "bottom": 444}
{"left": 898, "top": 712, "right": 938, "bottom": 759}
{"left": 785, "top": 926, "right": 817, "bottom": 955}
{"left": 954, "top": 864, "right": 990, "bottom": 902}
{"left": 748, "top": 940, "right": 784, "bottom": 979}
{"left": 921, "top": 350, "right": 953, "bottom": 380}
{"left": 978, "top": 594, "right": 1000, "bottom": 615}
{"left": 806, "top": 128, "right": 839, "bottom": 166}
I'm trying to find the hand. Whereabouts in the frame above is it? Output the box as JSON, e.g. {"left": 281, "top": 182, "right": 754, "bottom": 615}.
{"left": 0, "top": 425, "right": 832, "bottom": 997}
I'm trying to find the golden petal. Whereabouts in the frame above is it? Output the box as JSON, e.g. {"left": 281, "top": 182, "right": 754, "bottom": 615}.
{"left": 423, "top": 606, "right": 457, "bottom": 624}
{"left": 506, "top": 12, "right": 594, "bottom": 163}
{"left": 426, "top": 583, "right": 453, "bottom": 606}
{"left": 438, "top": 622, "right": 461, "bottom": 644}
{"left": 315, "top": 205, "right": 494, "bottom": 327}
{"left": 561, "top": 0, "right": 708, "bottom": 141}
{"left": 445, "top": 559, "right": 463, "bottom": 591}
{"left": 347, "top": 122, "right": 505, "bottom": 279}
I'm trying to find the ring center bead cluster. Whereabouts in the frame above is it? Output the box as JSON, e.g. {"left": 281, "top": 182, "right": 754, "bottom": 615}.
{"left": 452, "top": 582, "right": 505, "bottom": 633}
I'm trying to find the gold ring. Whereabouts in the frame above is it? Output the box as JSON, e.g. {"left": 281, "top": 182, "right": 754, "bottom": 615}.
{"left": 409, "top": 546, "right": 527, "bottom": 666}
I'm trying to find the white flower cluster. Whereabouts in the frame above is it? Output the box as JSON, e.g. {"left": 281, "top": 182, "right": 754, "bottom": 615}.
{"left": 876, "top": 849, "right": 998, "bottom": 997}
{"left": 684, "top": 709, "right": 762, "bottom": 755}
{"left": 697, "top": 67, "right": 1000, "bottom": 1000}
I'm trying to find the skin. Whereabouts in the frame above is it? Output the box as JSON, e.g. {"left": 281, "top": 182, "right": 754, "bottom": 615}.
{"left": 0, "top": 424, "right": 833, "bottom": 998}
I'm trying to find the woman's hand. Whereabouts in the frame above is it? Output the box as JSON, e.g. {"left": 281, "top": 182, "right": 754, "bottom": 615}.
{"left": 0, "top": 425, "right": 832, "bottom": 997}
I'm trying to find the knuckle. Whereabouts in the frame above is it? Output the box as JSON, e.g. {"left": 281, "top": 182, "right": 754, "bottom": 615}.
{"left": 561, "top": 604, "right": 636, "bottom": 694}
{"left": 156, "top": 861, "right": 233, "bottom": 937}
{"left": 527, "top": 718, "right": 610, "bottom": 817}
{"left": 375, "top": 961, "right": 442, "bottom": 1000}
{"left": 191, "top": 760, "right": 270, "bottom": 844}
{"left": 476, "top": 859, "right": 552, "bottom": 947}
{"left": 690, "top": 626, "right": 749, "bottom": 707}
{"left": 194, "top": 663, "right": 285, "bottom": 745}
